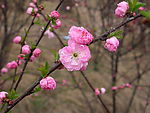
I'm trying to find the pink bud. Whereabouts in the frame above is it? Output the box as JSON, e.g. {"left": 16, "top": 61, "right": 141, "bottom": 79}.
{"left": 50, "top": 10, "right": 60, "bottom": 19}
{"left": 33, "top": 48, "right": 42, "bottom": 57}
{"left": 22, "top": 45, "right": 31, "bottom": 54}
{"left": 111, "top": 86, "right": 118, "bottom": 90}
{"left": 125, "top": 83, "right": 132, "bottom": 88}
{"left": 51, "top": 19, "right": 62, "bottom": 29}
{"left": 13, "top": 36, "right": 21, "bottom": 44}
{"left": 95, "top": 88, "right": 100, "bottom": 96}
{"left": 40, "top": 77, "right": 56, "bottom": 90}
{"left": 29, "top": 2, "right": 36, "bottom": 8}
{"left": 6, "top": 61, "right": 18, "bottom": 69}
{"left": 1, "top": 68, "right": 8, "bottom": 74}
{"left": 0, "top": 91, "right": 8, "bottom": 103}
{"left": 139, "top": 7, "right": 144, "bottom": 11}
{"left": 32, "top": 0, "right": 37, "bottom": 3}
{"left": 30, "top": 55, "right": 36, "bottom": 62}
{"left": 104, "top": 37, "right": 119, "bottom": 52}
{"left": 18, "top": 54, "right": 25, "bottom": 60}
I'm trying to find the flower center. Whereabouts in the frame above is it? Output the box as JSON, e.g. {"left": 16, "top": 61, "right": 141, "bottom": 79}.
{"left": 73, "top": 53, "right": 78, "bottom": 57}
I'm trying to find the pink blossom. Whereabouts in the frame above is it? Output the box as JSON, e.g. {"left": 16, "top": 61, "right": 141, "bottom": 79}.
{"left": 59, "top": 41, "right": 91, "bottom": 71}
{"left": 111, "top": 86, "right": 118, "bottom": 90}
{"left": 40, "top": 77, "right": 56, "bottom": 90}
{"left": 68, "top": 26, "right": 94, "bottom": 45}
{"left": 104, "top": 36, "right": 119, "bottom": 52}
{"left": 33, "top": 48, "right": 42, "bottom": 57}
{"left": 22, "top": 45, "right": 31, "bottom": 54}
{"left": 50, "top": 10, "right": 60, "bottom": 19}
{"left": 32, "top": 0, "right": 37, "bottom": 3}
{"left": 18, "top": 54, "right": 25, "bottom": 60}
{"left": 125, "top": 83, "right": 132, "bottom": 88}
{"left": 26, "top": 7, "right": 34, "bottom": 15}
{"left": 51, "top": 19, "right": 62, "bottom": 29}
{"left": 13, "top": 36, "right": 21, "bottom": 44}
{"left": 100, "top": 88, "right": 106, "bottom": 94}
{"left": 115, "top": 1, "right": 129, "bottom": 18}
{"left": 139, "top": 7, "right": 144, "bottom": 11}
{"left": 29, "top": 2, "right": 36, "bottom": 8}
{"left": 95, "top": 88, "right": 100, "bottom": 96}
{"left": 44, "top": 30, "right": 55, "bottom": 39}
{"left": 30, "top": 55, "right": 36, "bottom": 62}
{"left": 16, "top": 60, "right": 23, "bottom": 65}
{"left": 0, "top": 91, "right": 8, "bottom": 103}
{"left": 6, "top": 61, "right": 18, "bottom": 69}
{"left": 1, "top": 68, "right": 8, "bottom": 74}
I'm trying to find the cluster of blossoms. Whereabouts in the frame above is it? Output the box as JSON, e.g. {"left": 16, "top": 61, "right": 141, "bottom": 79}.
{"left": 95, "top": 88, "right": 106, "bottom": 96}
{"left": 111, "top": 83, "right": 132, "bottom": 91}
{"left": 26, "top": 0, "right": 41, "bottom": 17}
{"left": 1, "top": 36, "right": 42, "bottom": 73}
{"left": 115, "top": 1, "right": 129, "bottom": 18}
{"left": 49, "top": 10, "right": 62, "bottom": 29}
{"left": 40, "top": 77, "right": 56, "bottom": 90}
{"left": 59, "top": 26, "right": 93, "bottom": 71}
{"left": 0, "top": 91, "right": 8, "bottom": 103}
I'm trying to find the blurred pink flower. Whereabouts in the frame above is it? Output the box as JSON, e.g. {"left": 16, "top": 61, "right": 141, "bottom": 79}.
{"left": 95, "top": 88, "right": 100, "bottom": 96}
{"left": 51, "top": 19, "right": 62, "bottom": 29}
{"left": 1, "top": 68, "right": 8, "bottom": 74}
{"left": 104, "top": 36, "right": 119, "bottom": 52}
{"left": 33, "top": 48, "right": 42, "bottom": 57}
{"left": 50, "top": 10, "right": 60, "bottom": 19}
{"left": 32, "top": 0, "right": 37, "bottom": 3}
{"left": 100, "top": 88, "right": 106, "bottom": 94}
{"left": 139, "top": 7, "right": 144, "bottom": 11}
{"left": 29, "top": 2, "right": 36, "bottom": 8}
{"left": 30, "top": 55, "right": 36, "bottom": 62}
{"left": 44, "top": 30, "right": 55, "bottom": 39}
{"left": 68, "top": 26, "right": 94, "bottom": 45}
{"left": 6, "top": 61, "right": 18, "bottom": 69}
{"left": 115, "top": 1, "right": 129, "bottom": 18}
{"left": 111, "top": 86, "right": 118, "bottom": 90}
{"left": 0, "top": 91, "right": 8, "bottom": 103}
{"left": 18, "top": 54, "right": 25, "bottom": 60}
{"left": 22, "top": 45, "right": 31, "bottom": 54}
{"left": 59, "top": 41, "right": 91, "bottom": 71}
{"left": 13, "top": 36, "right": 21, "bottom": 44}
{"left": 40, "top": 77, "right": 56, "bottom": 90}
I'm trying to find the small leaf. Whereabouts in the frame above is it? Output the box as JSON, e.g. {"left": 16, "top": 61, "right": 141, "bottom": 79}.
{"left": 132, "top": 2, "right": 145, "bottom": 12}
{"left": 38, "top": 62, "right": 50, "bottom": 77}
{"left": 50, "top": 49, "right": 60, "bottom": 61}
{"left": 108, "top": 30, "right": 123, "bottom": 37}
{"left": 8, "top": 90, "right": 20, "bottom": 100}
{"left": 51, "top": 18, "right": 56, "bottom": 25}
{"left": 34, "top": 87, "right": 41, "bottom": 93}
{"left": 140, "top": 10, "right": 150, "bottom": 19}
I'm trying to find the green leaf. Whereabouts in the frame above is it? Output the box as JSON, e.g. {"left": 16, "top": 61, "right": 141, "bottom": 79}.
{"left": 109, "top": 30, "right": 123, "bottom": 37}
{"left": 108, "top": 30, "right": 123, "bottom": 39}
{"left": 51, "top": 18, "right": 56, "bottom": 25}
{"left": 132, "top": 2, "right": 145, "bottom": 12}
{"left": 34, "top": 87, "right": 41, "bottom": 93}
{"left": 38, "top": 62, "right": 50, "bottom": 77}
{"left": 50, "top": 49, "right": 59, "bottom": 61}
{"left": 34, "top": 19, "right": 41, "bottom": 25}
{"left": 8, "top": 90, "right": 20, "bottom": 100}
{"left": 47, "top": 14, "right": 52, "bottom": 21}
{"left": 140, "top": 10, "right": 150, "bottom": 19}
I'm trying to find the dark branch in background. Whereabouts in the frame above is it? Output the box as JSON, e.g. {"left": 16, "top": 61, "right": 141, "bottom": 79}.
{"left": 2, "top": 9, "right": 142, "bottom": 113}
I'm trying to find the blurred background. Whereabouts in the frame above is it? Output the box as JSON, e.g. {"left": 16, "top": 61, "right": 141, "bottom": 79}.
{"left": 0, "top": 0, "right": 150, "bottom": 113}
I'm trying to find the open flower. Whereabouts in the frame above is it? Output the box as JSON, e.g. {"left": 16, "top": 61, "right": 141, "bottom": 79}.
{"left": 59, "top": 40, "right": 91, "bottom": 71}
{"left": 69, "top": 26, "right": 94, "bottom": 45}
